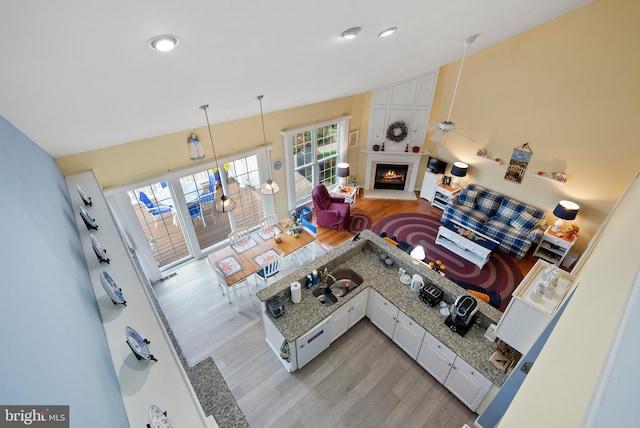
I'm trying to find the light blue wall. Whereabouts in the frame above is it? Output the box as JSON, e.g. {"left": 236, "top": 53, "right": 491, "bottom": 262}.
{"left": 0, "top": 116, "right": 129, "bottom": 427}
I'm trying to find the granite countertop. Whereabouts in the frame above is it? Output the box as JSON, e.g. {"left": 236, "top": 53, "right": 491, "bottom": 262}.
{"left": 257, "top": 229, "right": 509, "bottom": 387}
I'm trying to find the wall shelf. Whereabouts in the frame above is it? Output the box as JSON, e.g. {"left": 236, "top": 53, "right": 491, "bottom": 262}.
{"left": 531, "top": 173, "right": 567, "bottom": 184}
{"left": 475, "top": 155, "right": 502, "bottom": 165}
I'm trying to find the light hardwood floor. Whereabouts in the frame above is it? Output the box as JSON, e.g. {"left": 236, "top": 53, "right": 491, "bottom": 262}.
{"left": 153, "top": 192, "right": 502, "bottom": 428}
{"left": 154, "top": 256, "right": 477, "bottom": 428}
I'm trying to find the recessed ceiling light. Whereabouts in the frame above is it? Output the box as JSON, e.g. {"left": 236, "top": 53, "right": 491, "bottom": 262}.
{"left": 340, "top": 27, "right": 361, "bottom": 39}
{"left": 147, "top": 35, "right": 179, "bottom": 52}
{"left": 378, "top": 27, "right": 397, "bottom": 38}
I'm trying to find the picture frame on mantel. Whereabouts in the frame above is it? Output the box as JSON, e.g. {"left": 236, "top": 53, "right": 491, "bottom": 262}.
{"left": 349, "top": 130, "right": 359, "bottom": 149}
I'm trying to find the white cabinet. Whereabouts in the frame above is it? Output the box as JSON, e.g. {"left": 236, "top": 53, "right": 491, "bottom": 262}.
{"left": 369, "top": 291, "right": 398, "bottom": 338}
{"left": 495, "top": 259, "right": 575, "bottom": 354}
{"left": 393, "top": 311, "right": 426, "bottom": 359}
{"left": 330, "top": 289, "right": 368, "bottom": 343}
{"left": 417, "top": 330, "right": 457, "bottom": 383}
{"left": 444, "top": 355, "right": 493, "bottom": 412}
{"left": 369, "top": 291, "right": 426, "bottom": 360}
{"left": 417, "top": 332, "right": 491, "bottom": 411}
{"left": 419, "top": 171, "right": 441, "bottom": 202}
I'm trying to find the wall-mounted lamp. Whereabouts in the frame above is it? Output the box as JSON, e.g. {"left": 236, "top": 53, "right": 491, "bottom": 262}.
{"left": 200, "top": 104, "right": 236, "bottom": 212}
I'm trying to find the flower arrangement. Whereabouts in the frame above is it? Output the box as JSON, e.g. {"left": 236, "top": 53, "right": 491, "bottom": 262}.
{"left": 565, "top": 224, "right": 580, "bottom": 239}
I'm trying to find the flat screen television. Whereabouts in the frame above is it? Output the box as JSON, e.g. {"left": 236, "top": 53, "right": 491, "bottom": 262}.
{"left": 427, "top": 156, "right": 447, "bottom": 175}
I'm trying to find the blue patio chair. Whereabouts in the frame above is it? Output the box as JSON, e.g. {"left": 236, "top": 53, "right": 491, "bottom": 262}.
{"left": 187, "top": 201, "right": 206, "bottom": 227}
{"left": 139, "top": 191, "right": 172, "bottom": 228}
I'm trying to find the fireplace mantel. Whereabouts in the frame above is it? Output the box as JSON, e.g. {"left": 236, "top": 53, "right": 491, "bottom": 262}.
{"left": 363, "top": 150, "right": 429, "bottom": 191}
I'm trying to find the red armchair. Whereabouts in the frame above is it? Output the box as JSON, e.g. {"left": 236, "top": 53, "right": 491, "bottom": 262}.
{"left": 312, "top": 184, "right": 351, "bottom": 230}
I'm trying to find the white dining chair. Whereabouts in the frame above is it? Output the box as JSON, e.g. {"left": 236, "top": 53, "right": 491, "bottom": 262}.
{"left": 228, "top": 228, "right": 250, "bottom": 244}
{"left": 260, "top": 214, "right": 278, "bottom": 230}
{"left": 255, "top": 252, "right": 284, "bottom": 288}
{"left": 206, "top": 257, "right": 229, "bottom": 303}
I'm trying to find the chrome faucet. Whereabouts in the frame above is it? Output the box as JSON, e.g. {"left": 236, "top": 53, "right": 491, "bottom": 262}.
{"left": 325, "top": 274, "right": 337, "bottom": 285}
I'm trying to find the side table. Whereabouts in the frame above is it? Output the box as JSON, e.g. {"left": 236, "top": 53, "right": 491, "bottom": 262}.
{"left": 533, "top": 226, "right": 577, "bottom": 265}
{"left": 432, "top": 184, "right": 460, "bottom": 210}
{"left": 330, "top": 186, "right": 357, "bottom": 207}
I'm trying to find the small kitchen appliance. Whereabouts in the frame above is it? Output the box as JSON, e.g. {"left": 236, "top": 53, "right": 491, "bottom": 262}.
{"left": 410, "top": 274, "right": 424, "bottom": 293}
{"left": 268, "top": 296, "right": 285, "bottom": 318}
{"left": 445, "top": 295, "right": 478, "bottom": 336}
{"left": 418, "top": 282, "right": 443, "bottom": 307}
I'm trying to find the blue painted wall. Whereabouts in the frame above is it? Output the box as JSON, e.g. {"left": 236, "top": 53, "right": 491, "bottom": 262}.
{"left": 0, "top": 116, "right": 129, "bottom": 427}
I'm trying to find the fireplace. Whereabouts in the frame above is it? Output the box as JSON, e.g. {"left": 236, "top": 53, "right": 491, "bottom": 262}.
{"left": 364, "top": 150, "right": 426, "bottom": 193}
{"left": 374, "top": 164, "right": 409, "bottom": 190}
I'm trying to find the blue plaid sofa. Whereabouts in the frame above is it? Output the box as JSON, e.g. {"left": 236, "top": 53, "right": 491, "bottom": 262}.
{"left": 440, "top": 184, "right": 547, "bottom": 260}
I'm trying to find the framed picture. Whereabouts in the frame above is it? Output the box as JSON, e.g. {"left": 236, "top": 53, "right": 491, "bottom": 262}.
{"left": 442, "top": 176, "right": 452, "bottom": 185}
{"left": 349, "top": 130, "right": 359, "bottom": 148}
{"left": 504, "top": 143, "right": 533, "bottom": 184}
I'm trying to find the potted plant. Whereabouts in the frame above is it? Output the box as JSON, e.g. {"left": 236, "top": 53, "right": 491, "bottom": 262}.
{"left": 350, "top": 174, "right": 357, "bottom": 188}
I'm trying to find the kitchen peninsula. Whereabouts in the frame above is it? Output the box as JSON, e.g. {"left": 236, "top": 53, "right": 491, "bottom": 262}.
{"left": 256, "top": 229, "right": 509, "bottom": 412}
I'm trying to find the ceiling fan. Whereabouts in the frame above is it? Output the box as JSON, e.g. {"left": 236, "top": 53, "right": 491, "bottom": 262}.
{"left": 430, "top": 33, "right": 479, "bottom": 143}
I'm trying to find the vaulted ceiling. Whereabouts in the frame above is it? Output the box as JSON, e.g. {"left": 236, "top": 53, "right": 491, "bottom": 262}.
{"left": 0, "top": 0, "right": 591, "bottom": 157}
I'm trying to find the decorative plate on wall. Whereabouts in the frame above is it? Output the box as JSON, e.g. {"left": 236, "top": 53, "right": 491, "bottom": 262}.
{"left": 125, "top": 326, "right": 157, "bottom": 361}
{"left": 76, "top": 184, "right": 93, "bottom": 206}
{"left": 90, "top": 234, "right": 110, "bottom": 264}
{"left": 79, "top": 207, "right": 98, "bottom": 230}
{"left": 99, "top": 270, "right": 126, "bottom": 306}
{"left": 272, "top": 159, "right": 283, "bottom": 171}
{"left": 147, "top": 405, "right": 172, "bottom": 428}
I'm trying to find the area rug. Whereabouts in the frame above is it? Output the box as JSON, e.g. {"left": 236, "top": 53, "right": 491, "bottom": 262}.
{"left": 347, "top": 214, "right": 372, "bottom": 235}
{"left": 363, "top": 189, "right": 417, "bottom": 201}
{"left": 372, "top": 213, "right": 524, "bottom": 311}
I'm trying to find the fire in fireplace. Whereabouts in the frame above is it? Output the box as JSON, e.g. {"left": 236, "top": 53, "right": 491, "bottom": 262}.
{"left": 374, "top": 163, "right": 409, "bottom": 190}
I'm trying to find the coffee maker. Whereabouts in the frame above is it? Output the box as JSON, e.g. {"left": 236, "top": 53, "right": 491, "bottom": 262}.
{"left": 445, "top": 295, "right": 478, "bottom": 336}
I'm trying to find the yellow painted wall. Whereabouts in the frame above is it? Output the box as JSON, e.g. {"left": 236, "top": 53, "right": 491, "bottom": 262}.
{"left": 57, "top": 0, "right": 639, "bottom": 253}
{"left": 56, "top": 95, "right": 367, "bottom": 218}
{"left": 425, "top": 0, "right": 639, "bottom": 255}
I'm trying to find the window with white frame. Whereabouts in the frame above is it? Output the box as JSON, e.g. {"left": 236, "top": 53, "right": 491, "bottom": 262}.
{"left": 281, "top": 115, "right": 351, "bottom": 209}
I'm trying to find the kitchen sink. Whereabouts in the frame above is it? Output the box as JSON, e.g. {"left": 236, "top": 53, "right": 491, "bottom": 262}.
{"left": 312, "top": 287, "right": 338, "bottom": 306}
{"left": 327, "top": 269, "right": 363, "bottom": 297}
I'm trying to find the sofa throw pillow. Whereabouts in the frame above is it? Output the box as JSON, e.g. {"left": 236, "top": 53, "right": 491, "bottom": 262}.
{"left": 458, "top": 189, "right": 477, "bottom": 208}
{"left": 496, "top": 199, "right": 524, "bottom": 221}
{"left": 510, "top": 211, "right": 538, "bottom": 232}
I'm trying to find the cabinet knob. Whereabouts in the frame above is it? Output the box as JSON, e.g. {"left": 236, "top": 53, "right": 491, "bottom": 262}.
{"left": 452, "top": 366, "right": 456, "bottom": 370}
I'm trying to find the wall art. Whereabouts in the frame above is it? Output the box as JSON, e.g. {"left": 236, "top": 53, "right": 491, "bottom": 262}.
{"left": 504, "top": 143, "right": 533, "bottom": 184}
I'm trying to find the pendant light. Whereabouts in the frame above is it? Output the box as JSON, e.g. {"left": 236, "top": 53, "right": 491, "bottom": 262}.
{"left": 200, "top": 104, "right": 236, "bottom": 212}
{"left": 256, "top": 95, "right": 280, "bottom": 195}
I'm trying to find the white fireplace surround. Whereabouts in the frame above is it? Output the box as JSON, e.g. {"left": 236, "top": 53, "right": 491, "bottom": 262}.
{"left": 363, "top": 150, "right": 428, "bottom": 192}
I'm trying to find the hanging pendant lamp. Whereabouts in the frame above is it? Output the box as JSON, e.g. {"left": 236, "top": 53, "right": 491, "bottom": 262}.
{"left": 200, "top": 104, "right": 236, "bottom": 212}
{"left": 256, "top": 95, "right": 280, "bottom": 195}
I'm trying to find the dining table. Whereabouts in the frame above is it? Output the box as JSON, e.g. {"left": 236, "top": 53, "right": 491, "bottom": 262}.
{"left": 207, "top": 221, "right": 316, "bottom": 307}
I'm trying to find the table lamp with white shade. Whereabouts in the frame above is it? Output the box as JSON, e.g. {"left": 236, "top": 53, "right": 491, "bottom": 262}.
{"left": 551, "top": 200, "right": 580, "bottom": 232}
{"left": 410, "top": 245, "right": 426, "bottom": 264}
{"left": 450, "top": 162, "right": 468, "bottom": 189}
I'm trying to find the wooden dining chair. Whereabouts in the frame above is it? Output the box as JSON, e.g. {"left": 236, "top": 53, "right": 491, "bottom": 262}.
{"left": 255, "top": 252, "right": 284, "bottom": 288}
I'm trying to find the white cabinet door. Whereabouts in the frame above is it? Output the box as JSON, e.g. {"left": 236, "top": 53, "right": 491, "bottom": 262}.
{"left": 330, "top": 304, "right": 350, "bottom": 343}
{"left": 348, "top": 290, "right": 368, "bottom": 328}
{"left": 419, "top": 171, "right": 439, "bottom": 202}
{"left": 393, "top": 311, "right": 426, "bottom": 360}
{"left": 444, "top": 355, "right": 492, "bottom": 412}
{"left": 370, "top": 291, "right": 398, "bottom": 338}
{"left": 416, "top": 331, "right": 456, "bottom": 384}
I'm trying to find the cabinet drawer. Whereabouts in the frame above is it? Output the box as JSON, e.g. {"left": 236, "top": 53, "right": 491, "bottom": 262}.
{"left": 422, "top": 331, "right": 456, "bottom": 360}
{"left": 545, "top": 234, "right": 569, "bottom": 248}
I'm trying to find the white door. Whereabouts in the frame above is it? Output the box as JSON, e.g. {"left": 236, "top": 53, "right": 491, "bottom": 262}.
{"left": 370, "top": 292, "right": 398, "bottom": 339}
{"left": 416, "top": 332, "right": 456, "bottom": 384}
{"left": 444, "top": 356, "right": 492, "bottom": 411}
{"left": 392, "top": 311, "right": 426, "bottom": 360}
